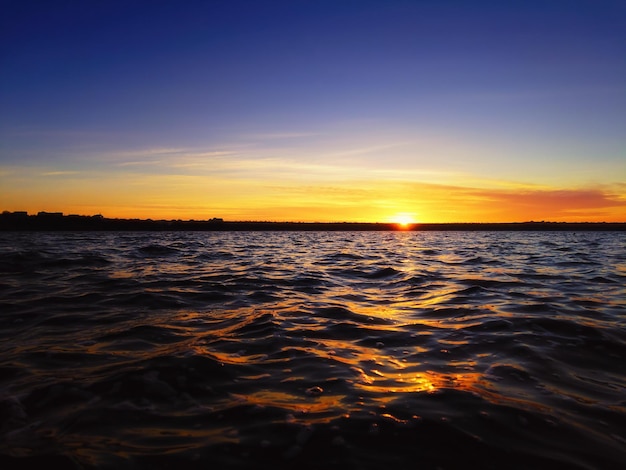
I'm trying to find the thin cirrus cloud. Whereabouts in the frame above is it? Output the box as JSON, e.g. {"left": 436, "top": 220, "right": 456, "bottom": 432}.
{"left": 39, "top": 171, "right": 82, "bottom": 176}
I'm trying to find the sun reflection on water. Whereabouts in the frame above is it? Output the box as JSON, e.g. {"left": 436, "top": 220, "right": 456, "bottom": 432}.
{"left": 353, "top": 369, "right": 481, "bottom": 395}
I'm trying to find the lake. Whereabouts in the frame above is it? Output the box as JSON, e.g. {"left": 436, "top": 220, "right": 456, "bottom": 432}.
{"left": 0, "top": 231, "right": 625, "bottom": 469}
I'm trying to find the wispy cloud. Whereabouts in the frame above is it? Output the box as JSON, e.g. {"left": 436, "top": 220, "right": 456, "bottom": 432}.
{"left": 109, "top": 148, "right": 237, "bottom": 169}
{"left": 322, "top": 142, "right": 411, "bottom": 159}
{"left": 109, "top": 147, "right": 192, "bottom": 158}
{"left": 243, "top": 132, "right": 321, "bottom": 140}
{"left": 117, "top": 160, "right": 162, "bottom": 167}
{"left": 424, "top": 185, "right": 626, "bottom": 222}
{"left": 40, "top": 171, "right": 81, "bottom": 176}
{"left": 469, "top": 188, "right": 625, "bottom": 210}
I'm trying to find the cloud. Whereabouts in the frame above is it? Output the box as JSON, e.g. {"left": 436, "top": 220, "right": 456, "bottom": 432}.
{"left": 40, "top": 171, "right": 81, "bottom": 176}
{"left": 243, "top": 132, "right": 322, "bottom": 140}
{"left": 440, "top": 186, "right": 626, "bottom": 222}
{"left": 471, "top": 188, "right": 625, "bottom": 210}
{"left": 117, "top": 160, "right": 162, "bottom": 167}
{"left": 110, "top": 147, "right": 191, "bottom": 158}
{"left": 111, "top": 149, "right": 237, "bottom": 170}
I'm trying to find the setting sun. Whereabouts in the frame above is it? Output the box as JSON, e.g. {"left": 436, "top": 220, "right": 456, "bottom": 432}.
{"left": 390, "top": 213, "right": 417, "bottom": 229}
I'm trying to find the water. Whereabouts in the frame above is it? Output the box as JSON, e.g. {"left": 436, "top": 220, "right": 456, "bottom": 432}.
{"left": 0, "top": 231, "right": 625, "bottom": 469}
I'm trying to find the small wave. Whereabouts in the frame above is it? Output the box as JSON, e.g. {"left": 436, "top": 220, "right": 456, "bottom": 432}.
{"left": 43, "top": 254, "right": 111, "bottom": 268}
{"left": 314, "top": 305, "right": 360, "bottom": 320}
{"left": 328, "top": 252, "right": 365, "bottom": 260}
{"left": 484, "top": 363, "right": 538, "bottom": 384}
{"left": 589, "top": 276, "right": 617, "bottom": 284}
{"left": 136, "top": 244, "right": 180, "bottom": 256}
{"left": 363, "top": 267, "right": 402, "bottom": 279}
{"left": 460, "top": 278, "right": 523, "bottom": 289}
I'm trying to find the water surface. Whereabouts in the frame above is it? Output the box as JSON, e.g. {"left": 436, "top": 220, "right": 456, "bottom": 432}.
{"left": 1, "top": 231, "right": 625, "bottom": 469}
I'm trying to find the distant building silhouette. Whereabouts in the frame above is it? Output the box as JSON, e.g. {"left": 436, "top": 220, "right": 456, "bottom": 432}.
{"left": 2, "top": 210, "right": 28, "bottom": 218}
{"left": 37, "top": 211, "right": 63, "bottom": 217}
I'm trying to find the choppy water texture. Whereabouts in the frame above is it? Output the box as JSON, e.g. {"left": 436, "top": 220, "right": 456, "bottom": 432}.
{"left": 0, "top": 231, "right": 625, "bottom": 469}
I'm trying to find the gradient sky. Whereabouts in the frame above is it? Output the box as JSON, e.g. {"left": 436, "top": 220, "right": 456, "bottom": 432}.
{"left": 1, "top": 0, "right": 625, "bottom": 222}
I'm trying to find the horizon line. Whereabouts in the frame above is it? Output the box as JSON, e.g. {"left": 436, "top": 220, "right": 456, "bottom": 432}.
{"left": 2, "top": 211, "right": 626, "bottom": 226}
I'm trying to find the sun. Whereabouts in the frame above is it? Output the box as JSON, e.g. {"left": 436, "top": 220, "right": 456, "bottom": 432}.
{"left": 390, "top": 213, "right": 417, "bottom": 229}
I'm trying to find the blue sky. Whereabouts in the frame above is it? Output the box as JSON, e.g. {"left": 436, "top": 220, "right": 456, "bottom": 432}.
{"left": 1, "top": 0, "right": 625, "bottom": 221}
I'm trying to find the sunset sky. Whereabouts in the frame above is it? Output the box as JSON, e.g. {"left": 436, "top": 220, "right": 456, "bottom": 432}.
{"left": 1, "top": 0, "right": 625, "bottom": 223}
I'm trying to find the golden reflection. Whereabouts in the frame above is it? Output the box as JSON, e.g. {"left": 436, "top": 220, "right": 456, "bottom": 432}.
{"left": 354, "top": 370, "right": 482, "bottom": 395}
{"left": 232, "top": 390, "right": 347, "bottom": 423}
{"left": 189, "top": 346, "right": 270, "bottom": 365}
{"left": 169, "top": 310, "right": 486, "bottom": 418}
{"left": 302, "top": 336, "right": 483, "bottom": 397}
{"left": 109, "top": 270, "right": 134, "bottom": 279}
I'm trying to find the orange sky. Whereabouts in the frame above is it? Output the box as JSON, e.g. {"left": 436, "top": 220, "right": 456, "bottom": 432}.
{"left": 2, "top": 156, "right": 625, "bottom": 222}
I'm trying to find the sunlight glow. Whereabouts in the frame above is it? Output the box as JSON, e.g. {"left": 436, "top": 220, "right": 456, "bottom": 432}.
{"left": 3, "top": 162, "right": 625, "bottom": 222}
{"left": 390, "top": 213, "right": 417, "bottom": 229}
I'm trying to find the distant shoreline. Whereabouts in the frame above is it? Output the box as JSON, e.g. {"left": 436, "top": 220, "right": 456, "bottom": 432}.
{"left": 1, "top": 212, "right": 625, "bottom": 231}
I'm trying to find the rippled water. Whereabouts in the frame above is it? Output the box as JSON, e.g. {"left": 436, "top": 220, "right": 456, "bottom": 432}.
{"left": 0, "top": 231, "right": 625, "bottom": 469}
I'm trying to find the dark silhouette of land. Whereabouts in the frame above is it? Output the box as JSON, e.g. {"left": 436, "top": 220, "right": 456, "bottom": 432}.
{"left": 2, "top": 211, "right": 625, "bottom": 231}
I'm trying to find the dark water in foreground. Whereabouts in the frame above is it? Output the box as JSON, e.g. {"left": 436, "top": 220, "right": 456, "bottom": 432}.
{"left": 0, "top": 231, "right": 625, "bottom": 469}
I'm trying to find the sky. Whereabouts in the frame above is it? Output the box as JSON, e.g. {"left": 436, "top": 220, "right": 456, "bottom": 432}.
{"left": 1, "top": 0, "right": 625, "bottom": 223}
